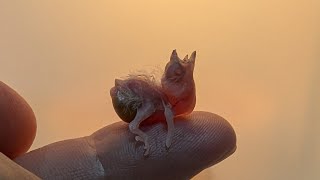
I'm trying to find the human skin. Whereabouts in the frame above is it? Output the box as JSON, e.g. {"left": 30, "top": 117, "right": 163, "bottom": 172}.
{"left": 0, "top": 81, "right": 237, "bottom": 179}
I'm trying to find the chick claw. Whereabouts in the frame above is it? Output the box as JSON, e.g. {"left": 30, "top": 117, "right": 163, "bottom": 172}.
{"left": 135, "top": 135, "right": 150, "bottom": 156}
{"left": 166, "top": 135, "right": 172, "bottom": 149}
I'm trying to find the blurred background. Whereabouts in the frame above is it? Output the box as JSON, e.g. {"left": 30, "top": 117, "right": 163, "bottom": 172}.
{"left": 0, "top": 1, "right": 319, "bottom": 179}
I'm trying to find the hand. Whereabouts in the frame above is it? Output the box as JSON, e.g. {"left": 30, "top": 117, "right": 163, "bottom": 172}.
{"left": 0, "top": 81, "right": 236, "bottom": 179}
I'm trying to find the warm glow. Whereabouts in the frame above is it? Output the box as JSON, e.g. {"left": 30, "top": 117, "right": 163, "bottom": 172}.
{"left": 0, "top": 1, "right": 319, "bottom": 179}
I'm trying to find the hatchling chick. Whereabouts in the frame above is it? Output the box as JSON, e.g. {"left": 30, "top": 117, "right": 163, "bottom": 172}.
{"left": 110, "top": 50, "right": 196, "bottom": 156}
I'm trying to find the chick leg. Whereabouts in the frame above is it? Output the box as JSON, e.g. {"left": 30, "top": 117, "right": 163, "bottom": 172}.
{"left": 163, "top": 102, "right": 174, "bottom": 148}
{"left": 129, "top": 102, "right": 155, "bottom": 156}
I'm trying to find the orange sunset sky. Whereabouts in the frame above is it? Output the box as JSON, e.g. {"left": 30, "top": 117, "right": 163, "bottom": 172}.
{"left": 1, "top": 1, "right": 319, "bottom": 179}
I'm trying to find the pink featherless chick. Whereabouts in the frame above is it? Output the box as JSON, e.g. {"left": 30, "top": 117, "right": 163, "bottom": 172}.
{"left": 110, "top": 50, "right": 196, "bottom": 156}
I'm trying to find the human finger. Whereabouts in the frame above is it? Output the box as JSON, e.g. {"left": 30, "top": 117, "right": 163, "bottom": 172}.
{"left": 0, "top": 81, "right": 36, "bottom": 159}
{"left": 0, "top": 152, "right": 40, "bottom": 179}
{"left": 15, "top": 111, "right": 236, "bottom": 179}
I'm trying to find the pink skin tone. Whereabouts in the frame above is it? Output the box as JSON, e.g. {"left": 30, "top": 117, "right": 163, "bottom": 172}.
{"left": 110, "top": 50, "right": 196, "bottom": 155}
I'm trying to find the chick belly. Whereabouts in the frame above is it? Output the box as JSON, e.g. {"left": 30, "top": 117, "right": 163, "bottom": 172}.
{"left": 111, "top": 96, "right": 137, "bottom": 123}
{"left": 111, "top": 85, "right": 164, "bottom": 123}
{"left": 172, "top": 95, "right": 196, "bottom": 116}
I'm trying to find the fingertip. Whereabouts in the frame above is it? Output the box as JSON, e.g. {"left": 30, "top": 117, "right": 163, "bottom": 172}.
{"left": 93, "top": 111, "right": 237, "bottom": 179}
{"left": 185, "top": 111, "right": 237, "bottom": 168}
{"left": 0, "top": 81, "right": 37, "bottom": 159}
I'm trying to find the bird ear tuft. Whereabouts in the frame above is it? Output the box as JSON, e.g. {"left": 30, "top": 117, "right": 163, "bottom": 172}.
{"left": 189, "top": 51, "right": 196, "bottom": 63}
{"left": 170, "top": 49, "right": 179, "bottom": 62}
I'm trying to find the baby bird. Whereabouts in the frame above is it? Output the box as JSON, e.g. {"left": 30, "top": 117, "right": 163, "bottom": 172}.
{"left": 110, "top": 50, "right": 196, "bottom": 156}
